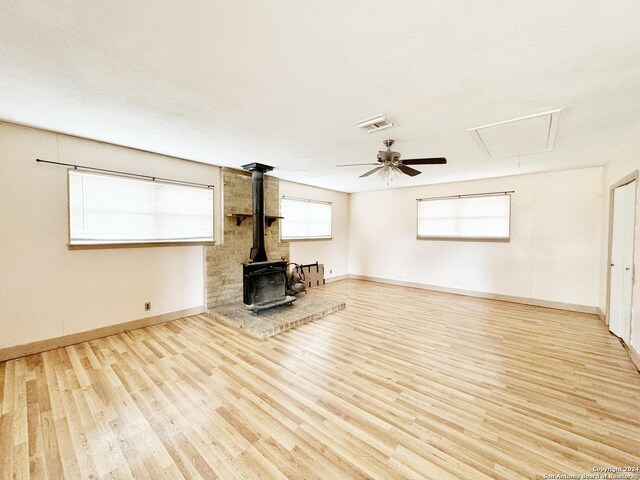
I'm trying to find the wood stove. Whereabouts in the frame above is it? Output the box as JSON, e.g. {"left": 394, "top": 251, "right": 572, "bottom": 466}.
{"left": 241, "top": 163, "right": 296, "bottom": 314}
{"left": 243, "top": 260, "right": 288, "bottom": 302}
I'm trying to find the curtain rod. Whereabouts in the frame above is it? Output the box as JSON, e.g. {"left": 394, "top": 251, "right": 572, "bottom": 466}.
{"left": 417, "top": 190, "right": 514, "bottom": 201}
{"left": 35, "top": 159, "right": 215, "bottom": 189}
{"left": 282, "top": 195, "right": 332, "bottom": 205}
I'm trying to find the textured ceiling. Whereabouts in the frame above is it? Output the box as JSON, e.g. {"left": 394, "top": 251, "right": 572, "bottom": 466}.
{"left": 1, "top": 1, "right": 640, "bottom": 192}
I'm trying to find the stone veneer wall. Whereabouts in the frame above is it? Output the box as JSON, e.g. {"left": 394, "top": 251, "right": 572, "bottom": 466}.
{"left": 205, "top": 167, "right": 289, "bottom": 308}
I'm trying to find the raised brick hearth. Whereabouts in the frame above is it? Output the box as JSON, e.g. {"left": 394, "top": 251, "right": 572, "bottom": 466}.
{"left": 206, "top": 293, "right": 345, "bottom": 338}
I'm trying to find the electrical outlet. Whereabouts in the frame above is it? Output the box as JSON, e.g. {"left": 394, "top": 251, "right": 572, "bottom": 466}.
{"left": 144, "top": 302, "right": 151, "bottom": 311}
{"left": 329, "top": 269, "right": 332, "bottom": 274}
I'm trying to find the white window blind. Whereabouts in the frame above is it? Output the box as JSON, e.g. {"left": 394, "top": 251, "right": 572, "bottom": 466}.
{"left": 69, "top": 170, "right": 214, "bottom": 245}
{"left": 417, "top": 194, "right": 511, "bottom": 240}
{"left": 280, "top": 197, "right": 332, "bottom": 240}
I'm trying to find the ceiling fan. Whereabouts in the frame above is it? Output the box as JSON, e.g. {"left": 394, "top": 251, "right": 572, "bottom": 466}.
{"left": 337, "top": 139, "right": 446, "bottom": 179}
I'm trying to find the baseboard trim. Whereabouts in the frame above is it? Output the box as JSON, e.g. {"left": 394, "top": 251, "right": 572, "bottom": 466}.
{"left": 324, "top": 274, "right": 349, "bottom": 284}
{"left": 596, "top": 308, "right": 607, "bottom": 325}
{"left": 348, "top": 275, "right": 599, "bottom": 315}
{"left": 0, "top": 305, "right": 206, "bottom": 363}
{"left": 628, "top": 344, "right": 640, "bottom": 372}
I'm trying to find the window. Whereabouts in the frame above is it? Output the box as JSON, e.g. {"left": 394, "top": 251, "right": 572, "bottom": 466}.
{"left": 417, "top": 194, "right": 511, "bottom": 240}
{"left": 68, "top": 170, "right": 214, "bottom": 246}
{"left": 280, "top": 197, "right": 332, "bottom": 240}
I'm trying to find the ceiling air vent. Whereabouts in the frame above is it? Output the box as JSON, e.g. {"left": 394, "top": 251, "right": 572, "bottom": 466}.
{"left": 356, "top": 115, "right": 394, "bottom": 133}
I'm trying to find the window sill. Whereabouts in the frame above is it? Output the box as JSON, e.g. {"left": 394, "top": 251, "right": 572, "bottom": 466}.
{"left": 416, "top": 236, "right": 510, "bottom": 243}
{"left": 68, "top": 241, "right": 216, "bottom": 250}
{"left": 281, "top": 237, "right": 333, "bottom": 242}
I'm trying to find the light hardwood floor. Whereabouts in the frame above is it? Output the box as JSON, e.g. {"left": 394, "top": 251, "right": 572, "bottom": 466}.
{"left": 1, "top": 279, "right": 639, "bottom": 479}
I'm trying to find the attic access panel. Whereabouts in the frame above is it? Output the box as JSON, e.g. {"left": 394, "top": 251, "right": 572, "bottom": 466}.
{"left": 469, "top": 109, "right": 561, "bottom": 159}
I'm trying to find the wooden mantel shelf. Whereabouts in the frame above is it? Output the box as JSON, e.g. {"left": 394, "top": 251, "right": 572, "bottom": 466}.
{"left": 227, "top": 213, "right": 284, "bottom": 227}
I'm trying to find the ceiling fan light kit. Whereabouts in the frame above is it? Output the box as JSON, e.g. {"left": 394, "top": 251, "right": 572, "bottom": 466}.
{"left": 336, "top": 139, "right": 447, "bottom": 180}
{"left": 378, "top": 164, "right": 402, "bottom": 182}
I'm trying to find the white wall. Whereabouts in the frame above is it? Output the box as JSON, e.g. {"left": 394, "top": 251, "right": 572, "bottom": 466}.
{"left": 349, "top": 167, "right": 603, "bottom": 307}
{"left": 0, "top": 123, "right": 220, "bottom": 348}
{"left": 279, "top": 180, "right": 349, "bottom": 280}
{"left": 600, "top": 132, "right": 640, "bottom": 353}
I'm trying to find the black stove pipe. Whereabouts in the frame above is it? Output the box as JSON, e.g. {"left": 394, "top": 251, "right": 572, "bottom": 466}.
{"left": 241, "top": 162, "right": 274, "bottom": 263}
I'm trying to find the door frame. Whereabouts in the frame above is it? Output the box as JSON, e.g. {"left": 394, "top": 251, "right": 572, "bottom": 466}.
{"left": 605, "top": 170, "right": 638, "bottom": 333}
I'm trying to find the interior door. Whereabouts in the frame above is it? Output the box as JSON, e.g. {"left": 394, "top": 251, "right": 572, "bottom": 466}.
{"left": 609, "top": 180, "right": 636, "bottom": 343}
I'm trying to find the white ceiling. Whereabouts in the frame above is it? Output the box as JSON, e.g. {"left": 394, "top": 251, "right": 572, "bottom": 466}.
{"left": 1, "top": 1, "right": 639, "bottom": 192}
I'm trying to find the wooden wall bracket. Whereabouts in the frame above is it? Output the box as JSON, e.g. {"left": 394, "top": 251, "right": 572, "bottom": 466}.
{"left": 227, "top": 213, "right": 283, "bottom": 227}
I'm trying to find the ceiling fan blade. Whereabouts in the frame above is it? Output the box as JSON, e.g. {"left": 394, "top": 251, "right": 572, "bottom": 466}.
{"left": 359, "top": 166, "right": 384, "bottom": 178}
{"left": 398, "top": 165, "right": 422, "bottom": 177}
{"left": 336, "top": 163, "right": 380, "bottom": 167}
{"left": 401, "top": 157, "right": 447, "bottom": 165}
